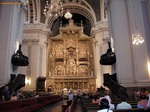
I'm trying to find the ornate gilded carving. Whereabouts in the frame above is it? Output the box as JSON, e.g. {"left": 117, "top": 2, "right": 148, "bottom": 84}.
{"left": 66, "top": 59, "right": 76, "bottom": 75}
{"left": 47, "top": 20, "right": 95, "bottom": 93}
{"left": 78, "top": 65, "right": 89, "bottom": 76}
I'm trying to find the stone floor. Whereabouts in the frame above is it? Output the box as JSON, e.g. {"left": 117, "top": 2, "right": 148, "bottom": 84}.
{"left": 37, "top": 99, "right": 82, "bottom": 112}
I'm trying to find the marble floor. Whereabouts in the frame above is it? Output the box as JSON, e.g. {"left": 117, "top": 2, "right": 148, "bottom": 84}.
{"left": 74, "top": 99, "right": 83, "bottom": 112}
{"left": 38, "top": 99, "right": 82, "bottom": 112}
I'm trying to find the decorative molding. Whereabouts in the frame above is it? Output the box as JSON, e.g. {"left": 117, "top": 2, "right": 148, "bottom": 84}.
{"left": 22, "top": 38, "right": 39, "bottom": 45}
{"left": 104, "top": 0, "right": 109, "bottom": 19}
{"left": 102, "top": 36, "right": 110, "bottom": 43}
{"left": 91, "top": 21, "right": 108, "bottom": 37}
{"left": 14, "top": 0, "right": 28, "bottom": 13}
{"left": 23, "top": 24, "right": 50, "bottom": 36}
{"left": 104, "top": 0, "right": 110, "bottom": 10}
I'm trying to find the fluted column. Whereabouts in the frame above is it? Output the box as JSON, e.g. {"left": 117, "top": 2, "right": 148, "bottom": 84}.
{"left": 22, "top": 24, "right": 49, "bottom": 90}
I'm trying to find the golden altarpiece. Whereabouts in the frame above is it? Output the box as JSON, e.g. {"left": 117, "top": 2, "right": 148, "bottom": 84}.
{"left": 46, "top": 19, "right": 96, "bottom": 93}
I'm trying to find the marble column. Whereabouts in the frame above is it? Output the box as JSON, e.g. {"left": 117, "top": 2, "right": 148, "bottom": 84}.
{"left": 0, "top": 2, "right": 25, "bottom": 86}
{"left": 108, "top": 0, "right": 150, "bottom": 87}
{"left": 91, "top": 21, "right": 111, "bottom": 88}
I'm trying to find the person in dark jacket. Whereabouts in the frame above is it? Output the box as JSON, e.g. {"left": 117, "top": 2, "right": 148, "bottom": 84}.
{"left": 2, "top": 86, "right": 10, "bottom": 101}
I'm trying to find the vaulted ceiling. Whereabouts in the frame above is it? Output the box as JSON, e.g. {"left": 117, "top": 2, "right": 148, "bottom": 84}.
{"left": 26, "top": 0, "right": 101, "bottom": 36}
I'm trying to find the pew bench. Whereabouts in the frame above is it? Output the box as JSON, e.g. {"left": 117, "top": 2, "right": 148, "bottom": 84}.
{"left": 22, "top": 97, "right": 43, "bottom": 111}
{"left": 0, "top": 100, "right": 29, "bottom": 112}
{"left": 0, "top": 95, "right": 62, "bottom": 112}
{"left": 85, "top": 107, "right": 150, "bottom": 112}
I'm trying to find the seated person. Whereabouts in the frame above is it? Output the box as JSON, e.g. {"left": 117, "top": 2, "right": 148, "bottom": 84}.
{"left": 140, "top": 88, "right": 149, "bottom": 99}
{"left": 97, "top": 98, "right": 113, "bottom": 112}
{"left": 116, "top": 96, "right": 132, "bottom": 109}
{"left": 10, "top": 92, "right": 18, "bottom": 101}
{"left": 137, "top": 95, "right": 148, "bottom": 109}
{"left": 82, "top": 93, "right": 89, "bottom": 99}
{"left": 34, "top": 93, "right": 39, "bottom": 98}
{"left": 133, "top": 89, "right": 140, "bottom": 100}
{"left": 146, "top": 93, "right": 150, "bottom": 108}
{"left": 92, "top": 95, "right": 99, "bottom": 104}
{"left": 109, "top": 103, "right": 115, "bottom": 110}
{"left": 17, "top": 91, "right": 25, "bottom": 99}
{"left": 99, "top": 93, "right": 115, "bottom": 110}
{"left": 2, "top": 86, "right": 10, "bottom": 101}
{"left": 76, "top": 90, "right": 81, "bottom": 99}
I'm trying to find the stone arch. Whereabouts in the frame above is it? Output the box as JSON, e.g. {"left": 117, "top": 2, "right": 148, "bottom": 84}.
{"left": 45, "top": 0, "right": 97, "bottom": 35}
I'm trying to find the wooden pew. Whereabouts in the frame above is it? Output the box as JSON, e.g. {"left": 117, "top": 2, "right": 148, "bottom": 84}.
{"left": 81, "top": 98, "right": 140, "bottom": 112}
{"left": 0, "top": 95, "right": 62, "bottom": 112}
{"left": 22, "top": 97, "right": 43, "bottom": 111}
{"left": 87, "top": 108, "right": 150, "bottom": 112}
{"left": 0, "top": 100, "right": 29, "bottom": 112}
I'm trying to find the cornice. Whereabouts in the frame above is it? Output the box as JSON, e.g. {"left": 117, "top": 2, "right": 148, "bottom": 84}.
{"left": 23, "top": 24, "right": 50, "bottom": 36}
{"left": 22, "top": 38, "right": 39, "bottom": 45}
{"left": 91, "top": 21, "right": 108, "bottom": 37}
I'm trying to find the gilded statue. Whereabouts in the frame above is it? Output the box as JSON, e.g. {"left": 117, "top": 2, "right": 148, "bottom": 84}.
{"left": 67, "top": 59, "right": 76, "bottom": 75}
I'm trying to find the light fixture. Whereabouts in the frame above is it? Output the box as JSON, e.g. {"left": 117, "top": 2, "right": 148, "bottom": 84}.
{"left": 147, "top": 61, "right": 150, "bottom": 77}
{"left": 14, "top": 41, "right": 20, "bottom": 53}
{"left": 43, "top": 0, "right": 63, "bottom": 17}
{"left": 25, "top": 77, "right": 31, "bottom": 85}
{"left": 132, "top": 31, "right": 144, "bottom": 45}
{"left": 131, "top": 2, "right": 144, "bottom": 45}
{"left": 64, "top": 10, "right": 72, "bottom": 19}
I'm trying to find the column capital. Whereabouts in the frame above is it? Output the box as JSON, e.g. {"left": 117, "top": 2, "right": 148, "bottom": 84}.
{"left": 91, "top": 21, "right": 108, "bottom": 37}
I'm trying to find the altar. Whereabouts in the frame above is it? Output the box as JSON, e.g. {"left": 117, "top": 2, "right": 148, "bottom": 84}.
{"left": 46, "top": 19, "right": 96, "bottom": 93}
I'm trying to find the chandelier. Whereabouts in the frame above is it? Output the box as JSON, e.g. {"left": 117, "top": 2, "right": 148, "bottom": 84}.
{"left": 132, "top": 31, "right": 144, "bottom": 45}
{"left": 131, "top": 1, "right": 144, "bottom": 45}
{"left": 43, "top": 0, "right": 63, "bottom": 17}
{"left": 64, "top": 10, "right": 72, "bottom": 19}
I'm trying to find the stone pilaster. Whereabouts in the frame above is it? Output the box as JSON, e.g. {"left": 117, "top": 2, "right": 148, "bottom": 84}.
{"left": 22, "top": 24, "right": 49, "bottom": 90}
{"left": 91, "top": 21, "right": 111, "bottom": 88}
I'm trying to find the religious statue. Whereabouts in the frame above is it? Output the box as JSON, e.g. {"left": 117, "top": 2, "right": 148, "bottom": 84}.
{"left": 67, "top": 59, "right": 76, "bottom": 75}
